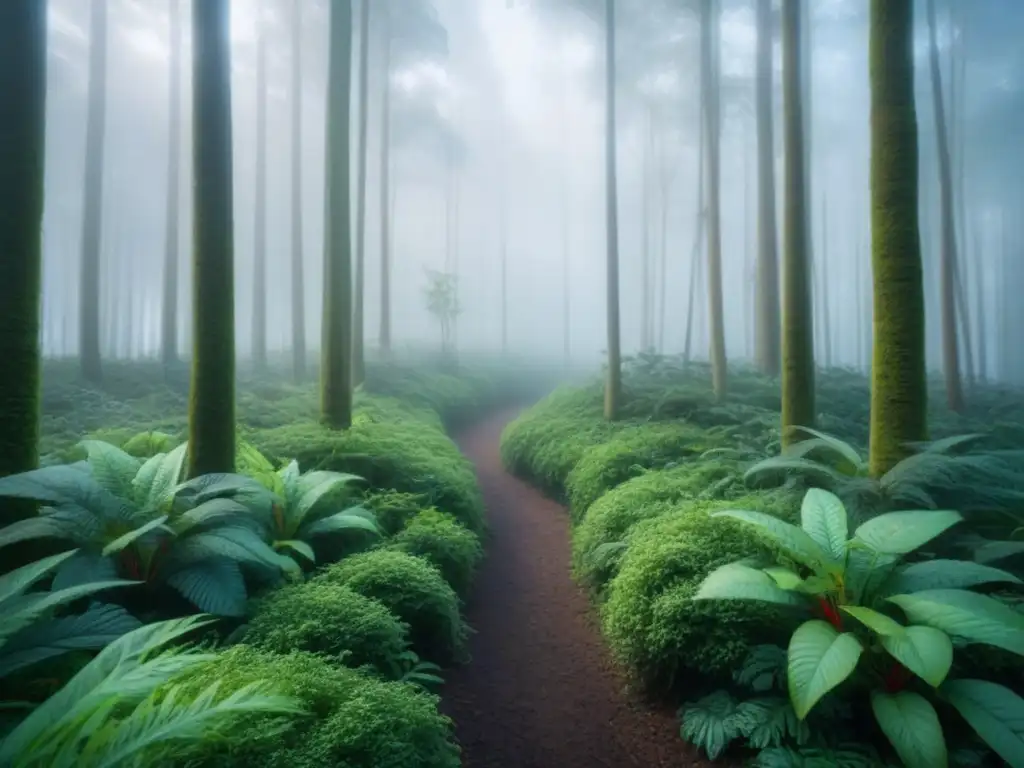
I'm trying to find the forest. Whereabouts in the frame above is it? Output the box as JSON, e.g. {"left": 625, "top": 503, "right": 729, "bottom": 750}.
{"left": 0, "top": 0, "right": 1023, "bottom": 766}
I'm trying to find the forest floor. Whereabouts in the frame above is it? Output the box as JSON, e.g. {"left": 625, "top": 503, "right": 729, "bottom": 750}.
{"left": 440, "top": 408, "right": 718, "bottom": 768}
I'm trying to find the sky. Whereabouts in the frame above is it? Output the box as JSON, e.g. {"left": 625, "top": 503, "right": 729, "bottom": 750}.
{"left": 38, "top": 0, "right": 1024, "bottom": 372}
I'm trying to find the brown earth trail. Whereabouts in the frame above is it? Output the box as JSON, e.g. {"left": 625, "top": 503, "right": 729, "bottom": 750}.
{"left": 441, "top": 409, "right": 715, "bottom": 768}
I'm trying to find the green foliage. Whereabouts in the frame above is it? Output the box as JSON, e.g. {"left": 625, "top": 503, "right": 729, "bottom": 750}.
{"left": 601, "top": 501, "right": 791, "bottom": 692}
{"left": 361, "top": 489, "right": 431, "bottom": 537}
{"left": 121, "top": 431, "right": 180, "bottom": 458}
{"left": 243, "top": 581, "right": 409, "bottom": 677}
{"left": 0, "top": 442, "right": 296, "bottom": 617}
{"left": 313, "top": 549, "right": 468, "bottom": 665}
{"left": 387, "top": 509, "right": 483, "bottom": 596}
{"left": 0, "top": 616, "right": 302, "bottom": 767}
{"left": 0, "top": 549, "right": 141, "bottom": 680}
{"left": 694, "top": 488, "right": 1024, "bottom": 767}
{"left": 167, "top": 645, "right": 460, "bottom": 768}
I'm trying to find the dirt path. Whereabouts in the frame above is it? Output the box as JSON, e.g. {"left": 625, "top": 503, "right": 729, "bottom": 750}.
{"left": 441, "top": 408, "right": 713, "bottom": 768}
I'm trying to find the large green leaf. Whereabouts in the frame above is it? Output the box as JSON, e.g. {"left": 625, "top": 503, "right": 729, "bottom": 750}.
{"left": 172, "top": 497, "right": 252, "bottom": 535}
{"left": 79, "top": 440, "right": 141, "bottom": 501}
{"left": 787, "top": 619, "right": 863, "bottom": 719}
{"left": 101, "top": 515, "right": 170, "bottom": 556}
{"left": 301, "top": 508, "right": 381, "bottom": 538}
{"left": 941, "top": 679, "right": 1024, "bottom": 768}
{"left": 167, "top": 526, "right": 296, "bottom": 576}
{"left": 276, "top": 539, "right": 316, "bottom": 564}
{"left": 888, "top": 589, "right": 1024, "bottom": 656}
{"left": 973, "top": 540, "right": 1024, "bottom": 564}
{"left": 51, "top": 551, "right": 119, "bottom": 591}
{"left": 853, "top": 509, "right": 962, "bottom": 555}
{"left": 870, "top": 690, "right": 947, "bottom": 768}
{"left": 694, "top": 563, "right": 806, "bottom": 606}
{"left": 786, "top": 428, "right": 866, "bottom": 473}
{"left": 293, "top": 473, "right": 365, "bottom": 531}
{"left": 134, "top": 444, "right": 188, "bottom": 510}
{"left": 744, "top": 457, "right": 848, "bottom": 489}
{"left": 4, "top": 578, "right": 140, "bottom": 640}
{"left": 884, "top": 559, "right": 1022, "bottom": 594}
{"left": 0, "top": 514, "right": 83, "bottom": 550}
{"left": 840, "top": 605, "right": 952, "bottom": 687}
{"left": 0, "top": 550, "right": 77, "bottom": 605}
{"left": 710, "top": 510, "right": 832, "bottom": 570}
{"left": 800, "top": 489, "right": 848, "bottom": 560}
{"left": 165, "top": 560, "right": 247, "bottom": 616}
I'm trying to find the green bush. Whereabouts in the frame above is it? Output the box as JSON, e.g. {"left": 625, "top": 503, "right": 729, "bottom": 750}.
{"left": 252, "top": 396, "right": 484, "bottom": 534}
{"left": 362, "top": 489, "right": 433, "bottom": 537}
{"left": 244, "top": 582, "right": 409, "bottom": 676}
{"left": 167, "top": 645, "right": 461, "bottom": 768}
{"left": 313, "top": 549, "right": 468, "bottom": 664}
{"left": 388, "top": 509, "right": 484, "bottom": 596}
{"left": 602, "top": 498, "right": 792, "bottom": 693}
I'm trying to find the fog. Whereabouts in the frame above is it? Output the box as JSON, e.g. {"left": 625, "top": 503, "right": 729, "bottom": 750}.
{"left": 38, "top": 0, "right": 1024, "bottom": 378}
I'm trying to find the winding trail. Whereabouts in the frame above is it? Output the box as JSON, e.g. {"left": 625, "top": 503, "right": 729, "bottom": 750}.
{"left": 441, "top": 408, "right": 714, "bottom": 768}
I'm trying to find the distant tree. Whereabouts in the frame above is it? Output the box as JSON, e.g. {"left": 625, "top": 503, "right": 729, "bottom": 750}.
{"left": 161, "top": 0, "right": 183, "bottom": 369}
{"left": 321, "top": 0, "right": 354, "bottom": 430}
{"left": 424, "top": 268, "right": 461, "bottom": 362}
{"left": 251, "top": 0, "right": 268, "bottom": 371}
{"left": 290, "top": 0, "right": 306, "bottom": 380}
{"left": 868, "top": 0, "right": 927, "bottom": 477}
{"left": 780, "top": 0, "right": 815, "bottom": 448}
{"left": 352, "top": 0, "right": 371, "bottom": 386}
{"left": 188, "top": 0, "right": 237, "bottom": 478}
{"left": 0, "top": 1, "right": 46, "bottom": 484}
{"left": 603, "top": 0, "right": 622, "bottom": 421}
{"left": 80, "top": 0, "right": 108, "bottom": 383}
{"left": 378, "top": 3, "right": 393, "bottom": 356}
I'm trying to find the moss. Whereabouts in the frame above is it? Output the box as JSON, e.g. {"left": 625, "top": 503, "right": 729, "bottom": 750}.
{"left": 387, "top": 509, "right": 484, "bottom": 596}
{"left": 244, "top": 582, "right": 409, "bottom": 676}
{"left": 313, "top": 549, "right": 468, "bottom": 664}
{"left": 601, "top": 500, "right": 793, "bottom": 693}
{"left": 362, "top": 489, "right": 432, "bottom": 537}
{"left": 168, "top": 646, "right": 460, "bottom": 768}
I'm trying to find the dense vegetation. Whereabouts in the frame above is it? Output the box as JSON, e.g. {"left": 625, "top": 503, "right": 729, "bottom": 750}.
{"left": 501, "top": 355, "right": 1024, "bottom": 767}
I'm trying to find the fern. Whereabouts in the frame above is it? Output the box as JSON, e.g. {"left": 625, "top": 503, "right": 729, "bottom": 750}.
{"left": 752, "top": 744, "right": 892, "bottom": 768}
{"left": 679, "top": 690, "right": 745, "bottom": 760}
{"left": 734, "top": 644, "right": 788, "bottom": 693}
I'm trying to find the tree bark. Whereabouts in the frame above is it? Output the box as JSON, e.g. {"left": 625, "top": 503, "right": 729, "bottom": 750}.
{"left": 603, "top": 0, "right": 622, "bottom": 421}
{"left": 188, "top": 0, "right": 237, "bottom": 477}
{"left": 378, "top": 7, "right": 392, "bottom": 355}
{"left": 868, "top": 0, "right": 927, "bottom": 477}
{"left": 251, "top": 0, "right": 268, "bottom": 371}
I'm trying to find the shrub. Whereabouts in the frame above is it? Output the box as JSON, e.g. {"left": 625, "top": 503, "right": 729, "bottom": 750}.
{"left": 388, "top": 509, "right": 484, "bottom": 596}
{"left": 602, "top": 499, "right": 791, "bottom": 693}
{"left": 244, "top": 582, "right": 409, "bottom": 676}
{"left": 313, "top": 549, "right": 468, "bottom": 664}
{"left": 362, "top": 489, "right": 432, "bottom": 537}
{"left": 167, "top": 645, "right": 461, "bottom": 768}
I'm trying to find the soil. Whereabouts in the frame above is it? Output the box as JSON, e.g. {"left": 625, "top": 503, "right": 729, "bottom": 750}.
{"left": 441, "top": 408, "right": 719, "bottom": 768}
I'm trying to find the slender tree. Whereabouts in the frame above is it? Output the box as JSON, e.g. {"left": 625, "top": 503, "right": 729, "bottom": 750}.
{"left": 640, "top": 104, "right": 652, "bottom": 351}
{"left": 251, "top": 0, "right": 268, "bottom": 371}
{"left": 925, "top": 0, "right": 964, "bottom": 412}
{"left": 498, "top": 103, "right": 509, "bottom": 354}
{"left": 161, "top": 0, "right": 182, "bottom": 369}
{"left": 754, "top": 0, "right": 780, "bottom": 375}
{"left": 603, "top": 0, "right": 622, "bottom": 420}
{"left": 820, "top": 192, "right": 832, "bottom": 367}
{"left": 0, "top": 1, "right": 46, "bottom": 483}
{"left": 80, "top": 0, "right": 108, "bottom": 382}
{"left": 868, "top": 0, "right": 927, "bottom": 477}
{"left": 780, "top": 0, "right": 815, "bottom": 447}
{"left": 188, "top": 0, "right": 237, "bottom": 477}
{"left": 321, "top": 0, "right": 354, "bottom": 429}
{"left": 290, "top": 0, "right": 307, "bottom": 379}
{"left": 701, "top": 0, "right": 728, "bottom": 400}
{"left": 378, "top": 6, "right": 393, "bottom": 355}
{"left": 352, "top": 0, "right": 371, "bottom": 385}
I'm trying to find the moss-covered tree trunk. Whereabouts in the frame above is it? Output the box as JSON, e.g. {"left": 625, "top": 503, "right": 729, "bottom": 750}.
{"left": 321, "top": 0, "right": 354, "bottom": 429}
{"left": 79, "top": 0, "right": 107, "bottom": 383}
{"left": 352, "top": 0, "right": 371, "bottom": 386}
{"left": 924, "top": 0, "right": 964, "bottom": 413}
{"left": 378, "top": 10, "right": 393, "bottom": 356}
{"left": 603, "top": 0, "right": 622, "bottom": 421}
{"left": 251, "top": 5, "right": 268, "bottom": 372}
{"left": 290, "top": 0, "right": 307, "bottom": 380}
{"left": 700, "top": 0, "right": 728, "bottom": 401}
{"left": 161, "top": 0, "right": 182, "bottom": 369}
{"left": 867, "top": 0, "right": 927, "bottom": 477}
{"left": 188, "top": 0, "right": 237, "bottom": 478}
{"left": 780, "top": 0, "right": 815, "bottom": 448}
{"left": 0, "top": 1, "right": 46, "bottom": 483}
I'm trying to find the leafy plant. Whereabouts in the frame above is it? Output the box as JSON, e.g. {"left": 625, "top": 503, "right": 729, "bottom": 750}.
{"left": 0, "top": 441, "right": 296, "bottom": 617}
{"left": 694, "top": 488, "right": 1024, "bottom": 767}
{"left": 394, "top": 650, "right": 445, "bottom": 690}
{"left": 0, "top": 550, "right": 141, "bottom": 680}
{"left": 0, "top": 615, "right": 304, "bottom": 767}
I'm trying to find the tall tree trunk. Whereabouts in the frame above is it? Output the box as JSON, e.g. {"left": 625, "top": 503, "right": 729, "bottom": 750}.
{"left": 800, "top": 0, "right": 816, "bottom": 366}
{"left": 161, "top": 0, "right": 182, "bottom": 369}
{"left": 352, "top": 0, "right": 371, "bottom": 385}
{"left": 744, "top": 128, "right": 754, "bottom": 359}
{"left": 290, "top": 0, "right": 307, "bottom": 380}
{"left": 378, "top": 8, "right": 392, "bottom": 355}
{"left": 498, "top": 109, "right": 508, "bottom": 354}
{"left": 683, "top": 123, "right": 706, "bottom": 365}
{"left": 868, "top": 0, "right": 927, "bottom": 477}
{"left": 560, "top": 99, "right": 571, "bottom": 363}
{"left": 80, "top": 0, "right": 107, "bottom": 382}
{"left": 0, "top": 0, "right": 45, "bottom": 483}
{"left": 854, "top": 228, "right": 864, "bottom": 370}
{"left": 188, "top": 0, "right": 237, "bottom": 477}
{"left": 656, "top": 123, "right": 670, "bottom": 354}
{"left": 925, "top": 0, "right": 965, "bottom": 412}
{"left": 700, "top": 0, "right": 727, "bottom": 400}
{"left": 754, "top": 0, "right": 780, "bottom": 375}
{"left": 972, "top": 221, "right": 986, "bottom": 382}
{"left": 321, "top": 0, "right": 354, "bottom": 429}
{"left": 251, "top": 2, "right": 268, "bottom": 371}
{"left": 780, "top": 0, "right": 815, "bottom": 447}
{"left": 951, "top": 2, "right": 974, "bottom": 387}
{"left": 603, "top": 0, "right": 622, "bottom": 420}
{"left": 820, "top": 192, "right": 832, "bottom": 368}
{"left": 640, "top": 104, "right": 652, "bottom": 351}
